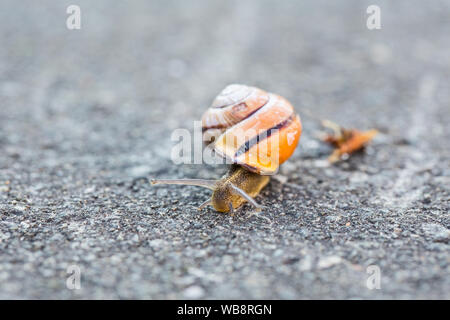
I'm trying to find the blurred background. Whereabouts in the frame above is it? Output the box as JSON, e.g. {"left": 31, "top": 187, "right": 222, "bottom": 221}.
{"left": 0, "top": 0, "right": 448, "bottom": 299}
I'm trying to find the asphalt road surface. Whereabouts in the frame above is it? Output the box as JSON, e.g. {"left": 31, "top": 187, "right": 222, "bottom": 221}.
{"left": 0, "top": 0, "right": 449, "bottom": 299}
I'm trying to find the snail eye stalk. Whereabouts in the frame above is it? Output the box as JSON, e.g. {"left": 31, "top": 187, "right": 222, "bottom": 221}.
{"left": 197, "top": 199, "right": 212, "bottom": 210}
{"left": 228, "top": 183, "right": 264, "bottom": 210}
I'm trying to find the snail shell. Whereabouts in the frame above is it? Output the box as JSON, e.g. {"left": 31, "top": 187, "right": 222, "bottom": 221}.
{"left": 202, "top": 84, "right": 302, "bottom": 175}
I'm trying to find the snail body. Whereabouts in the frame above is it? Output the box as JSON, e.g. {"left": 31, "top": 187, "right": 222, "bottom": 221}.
{"left": 152, "top": 84, "right": 302, "bottom": 213}
{"left": 210, "top": 165, "right": 270, "bottom": 212}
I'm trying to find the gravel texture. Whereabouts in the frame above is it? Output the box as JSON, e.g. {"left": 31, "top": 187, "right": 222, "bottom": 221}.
{"left": 0, "top": 0, "right": 449, "bottom": 299}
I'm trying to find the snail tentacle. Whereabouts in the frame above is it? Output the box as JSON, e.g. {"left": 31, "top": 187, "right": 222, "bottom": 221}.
{"left": 228, "top": 183, "right": 264, "bottom": 210}
{"left": 228, "top": 203, "right": 234, "bottom": 216}
{"left": 198, "top": 199, "right": 212, "bottom": 210}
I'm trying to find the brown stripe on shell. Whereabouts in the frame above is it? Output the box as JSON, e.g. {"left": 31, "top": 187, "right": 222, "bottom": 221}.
{"left": 202, "top": 98, "right": 270, "bottom": 132}
{"left": 202, "top": 124, "right": 227, "bottom": 132}
{"left": 201, "top": 85, "right": 270, "bottom": 134}
{"left": 234, "top": 113, "right": 296, "bottom": 158}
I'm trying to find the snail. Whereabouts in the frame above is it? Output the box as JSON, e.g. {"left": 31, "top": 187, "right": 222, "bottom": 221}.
{"left": 151, "top": 84, "right": 302, "bottom": 213}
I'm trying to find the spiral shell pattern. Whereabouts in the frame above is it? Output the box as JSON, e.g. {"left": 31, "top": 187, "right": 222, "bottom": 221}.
{"left": 201, "top": 84, "right": 302, "bottom": 175}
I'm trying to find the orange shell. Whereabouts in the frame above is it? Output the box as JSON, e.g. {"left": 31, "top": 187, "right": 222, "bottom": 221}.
{"left": 202, "top": 84, "right": 302, "bottom": 175}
